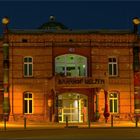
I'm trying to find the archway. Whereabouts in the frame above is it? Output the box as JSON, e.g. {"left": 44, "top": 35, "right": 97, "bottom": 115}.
{"left": 55, "top": 54, "right": 87, "bottom": 77}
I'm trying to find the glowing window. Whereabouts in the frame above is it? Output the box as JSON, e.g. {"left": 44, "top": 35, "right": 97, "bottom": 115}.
{"left": 109, "top": 92, "right": 118, "bottom": 113}
{"left": 24, "top": 57, "right": 33, "bottom": 77}
{"left": 55, "top": 54, "right": 87, "bottom": 77}
{"left": 24, "top": 92, "right": 33, "bottom": 114}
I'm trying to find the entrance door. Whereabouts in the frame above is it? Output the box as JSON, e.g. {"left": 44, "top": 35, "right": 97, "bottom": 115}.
{"left": 58, "top": 93, "right": 88, "bottom": 123}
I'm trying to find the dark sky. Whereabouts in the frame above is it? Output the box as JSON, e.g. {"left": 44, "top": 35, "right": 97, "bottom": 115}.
{"left": 0, "top": 1, "right": 140, "bottom": 35}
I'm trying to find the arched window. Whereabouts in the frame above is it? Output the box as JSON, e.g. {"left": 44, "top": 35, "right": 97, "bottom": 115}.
{"left": 23, "top": 92, "right": 33, "bottom": 114}
{"left": 24, "top": 57, "right": 33, "bottom": 77}
{"left": 109, "top": 92, "right": 119, "bottom": 113}
{"left": 55, "top": 54, "right": 87, "bottom": 77}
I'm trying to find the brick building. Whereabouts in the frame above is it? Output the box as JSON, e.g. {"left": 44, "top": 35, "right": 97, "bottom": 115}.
{"left": 0, "top": 16, "right": 140, "bottom": 123}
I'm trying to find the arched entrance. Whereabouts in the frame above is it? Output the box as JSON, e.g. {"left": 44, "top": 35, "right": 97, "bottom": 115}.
{"left": 58, "top": 93, "right": 88, "bottom": 123}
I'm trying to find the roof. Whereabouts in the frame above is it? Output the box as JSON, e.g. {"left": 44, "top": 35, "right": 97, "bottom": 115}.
{"left": 38, "top": 16, "right": 68, "bottom": 30}
{"left": 9, "top": 29, "right": 133, "bottom": 35}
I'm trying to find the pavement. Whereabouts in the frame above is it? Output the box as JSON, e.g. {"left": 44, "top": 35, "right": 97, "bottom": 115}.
{"left": 0, "top": 121, "right": 139, "bottom": 139}
{"left": 0, "top": 120, "right": 138, "bottom": 130}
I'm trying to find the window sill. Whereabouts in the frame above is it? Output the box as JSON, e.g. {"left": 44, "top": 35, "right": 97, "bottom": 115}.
{"left": 109, "top": 75, "right": 119, "bottom": 78}
{"left": 23, "top": 76, "right": 34, "bottom": 78}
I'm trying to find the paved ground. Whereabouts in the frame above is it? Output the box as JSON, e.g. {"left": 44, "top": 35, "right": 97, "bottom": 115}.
{"left": 0, "top": 128, "right": 140, "bottom": 140}
{"left": 0, "top": 120, "right": 138, "bottom": 130}
{"left": 0, "top": 121, "right": 139, "bottom": 139}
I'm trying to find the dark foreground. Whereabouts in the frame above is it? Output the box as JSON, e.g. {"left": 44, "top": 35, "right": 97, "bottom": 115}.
{"left": 0, "top": 128, "right": 140, "bottom": 140}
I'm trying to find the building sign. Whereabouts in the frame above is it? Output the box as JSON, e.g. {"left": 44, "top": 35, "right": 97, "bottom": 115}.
{"left": 56, "top": 77, "right": 105, "bottom": 88}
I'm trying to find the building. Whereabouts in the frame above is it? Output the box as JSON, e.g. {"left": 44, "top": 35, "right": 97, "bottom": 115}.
{"left": 0, "top": 16, "right": 140, "bottom": 123}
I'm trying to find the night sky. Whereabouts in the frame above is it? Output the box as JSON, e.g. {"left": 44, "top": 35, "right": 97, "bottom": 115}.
{"left": 0, "top": 1, "right": 140, "bottom": 35}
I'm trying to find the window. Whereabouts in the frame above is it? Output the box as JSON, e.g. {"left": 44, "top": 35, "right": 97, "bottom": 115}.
{"left": 22, "top": 39, "right": 28, "bottom": 43}
{"left": 23, "top": 92, "right": 33, "bottom": 114}
{"left": 109, "top": 92, "right": 118, "bottom": 113}
{"left": 108, "top": 57, "right": 118, "bottom": 76}
{"left": 55, "top": 54, "right": 87, "bottom": 77}
{"left": 24, "top": 57, "right": 33, "bottom": 77}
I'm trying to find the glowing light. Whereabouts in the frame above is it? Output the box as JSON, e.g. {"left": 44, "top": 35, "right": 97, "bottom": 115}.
{"left": 74, "top": 100, "right": 78, "bottom": 108}
{"left": 48, "top": 99, "right": 53, "bottom": 107}
{"left": 2, "top": 17, "right": 10, "bottom": 25}
{"left": 133, "top": 17, "right": 140, "bottom": 25}
{"left": 83, "top": 65, "right": 85, "bottom": 68}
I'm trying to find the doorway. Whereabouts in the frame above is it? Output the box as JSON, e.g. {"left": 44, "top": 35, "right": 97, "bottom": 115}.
{"left": 58, "top": 93, "right": 88, "bottom": 123}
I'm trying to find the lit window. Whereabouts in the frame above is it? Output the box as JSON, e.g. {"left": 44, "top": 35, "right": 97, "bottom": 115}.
{"left": 23, "top": 92, "right": 33, "bottom": 114}
{"left": 109, "top": 92, "right": 118, "bottom": 113}
{"left": 24, "top": 57, "right": 33, "bottom": 77}
{"left": 55, "top": 54, "right": 87, "bottom": 77}
{"left": 108, "top": 57, "right": 118, "bottom": 76}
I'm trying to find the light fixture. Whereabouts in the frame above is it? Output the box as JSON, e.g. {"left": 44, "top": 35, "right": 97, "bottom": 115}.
{"left": 2, "top": 17, "right": 10, "bottom": 25}
{"left": 133, "top": 17, "right": 140, "bottom": 25}
{"left": 48, "top": 98, "right": 53, "bottom": 107}
{"left": 132, "top": 17, "right": 140, "bottom": 33}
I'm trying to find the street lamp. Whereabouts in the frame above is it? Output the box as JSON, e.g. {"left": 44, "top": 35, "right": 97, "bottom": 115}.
{"left": 2, "top": 17, "right": 10, "bottom": 25}
{"left": 2, "top": 17, "right": 10, "bottom": 121}
{"left": 132, "top": 17, "right": 140, "bottom": 34}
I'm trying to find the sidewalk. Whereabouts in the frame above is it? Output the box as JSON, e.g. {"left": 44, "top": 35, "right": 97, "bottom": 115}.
{"left": 0, "top": 120, "right": 138, "bottom": 131}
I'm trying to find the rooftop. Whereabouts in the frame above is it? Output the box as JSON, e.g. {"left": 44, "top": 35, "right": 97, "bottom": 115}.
{"left": 9, "top": 29, "right": 133, "bottom": 35}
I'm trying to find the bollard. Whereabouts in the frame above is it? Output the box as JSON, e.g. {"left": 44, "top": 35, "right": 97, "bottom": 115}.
{"left": 88, "top": 120, "right": 90, "bottom": 128}
{"left": 24, "top": 116, "right": 26, "bottom": 129}
{"left": 4, "top": 117, "right": 6, "bottom": 131}
{"left": 66, "top": 116, "right": 68, "bottom": 128}
{"left": 135, "top": 115, "right": 138, "bottom": 128}
{"left": 111, "top": 115, "right": 113, "bottom": 127}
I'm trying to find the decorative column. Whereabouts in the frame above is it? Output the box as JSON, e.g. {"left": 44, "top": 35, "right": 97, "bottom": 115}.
{"left": 2, "top": 17, "right": 10, "bottom": 121}
{"left": 103, "top": 90, "right": 110, "bottom": 123}
{"left": 48, "top": 96, "right": 53, "bottom": 122}
{"left": 94, "top": 88, "right": 100, "bottom": 121}
{"left": 54, "top": 93, "right": 59, "bottom": 122}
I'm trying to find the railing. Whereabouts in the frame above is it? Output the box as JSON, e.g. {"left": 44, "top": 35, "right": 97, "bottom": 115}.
{"left": 0, "top": 113, "right": 140, "bottom": 130}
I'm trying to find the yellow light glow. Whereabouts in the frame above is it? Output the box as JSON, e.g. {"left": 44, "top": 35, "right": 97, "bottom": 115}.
{"left": 2, "top": 17, "right": 10, "bottom": 25}
{"left": 48, "top": 99, "right": 53, "bottom": 107}
{"left": 133, "top": 18, "right": 140, "bottom": 25}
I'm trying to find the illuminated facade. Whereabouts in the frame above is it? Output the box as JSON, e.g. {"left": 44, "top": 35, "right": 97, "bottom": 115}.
{"left": 0, "top": 16, "right": 140, "bottom": 123}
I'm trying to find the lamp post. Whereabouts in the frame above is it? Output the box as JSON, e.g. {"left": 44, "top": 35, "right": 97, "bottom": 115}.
{"left": 132, "top": 17, "right": 140, "bottom": 34}
{"left": 2, "top": 17, "right": 10, "bottom": 121}
{"left": 48, "top": 98, "right": 53, "bottom": 122}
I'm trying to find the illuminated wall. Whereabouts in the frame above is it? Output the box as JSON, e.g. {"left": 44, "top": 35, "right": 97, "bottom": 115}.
{"left": 0, "top": 31, "right": 138, "bottom": 122}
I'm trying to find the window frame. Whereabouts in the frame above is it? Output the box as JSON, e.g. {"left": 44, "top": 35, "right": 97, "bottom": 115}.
{"left": 23, "top": 92, "right": 33, "bottom": 114}
{"left": 23, "top": 56, "right": 33, "bottom": 77}
{"left": 55, "top": 54, "right": 87, "bottom": 77}
{"left": 108, "top": 57, "right": 118, "bottom": 77}
{"left": 109, "top": 92, "right": 119, "bottom": 114}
